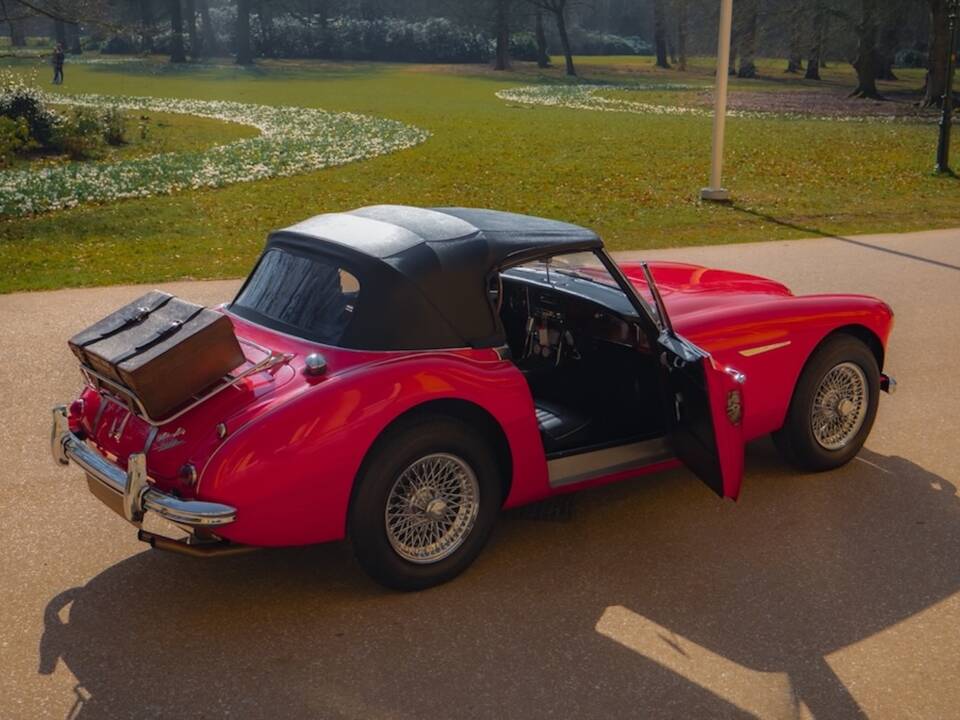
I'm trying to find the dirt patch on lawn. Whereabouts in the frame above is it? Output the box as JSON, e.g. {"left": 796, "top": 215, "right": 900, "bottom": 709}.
{"left": 693, "top": 88, "right": 940, "bottom": 119}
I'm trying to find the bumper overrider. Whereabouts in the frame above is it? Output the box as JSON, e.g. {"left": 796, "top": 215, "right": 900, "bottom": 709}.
{"left": 51, "top": 405, "right": 237, "bottom": 530}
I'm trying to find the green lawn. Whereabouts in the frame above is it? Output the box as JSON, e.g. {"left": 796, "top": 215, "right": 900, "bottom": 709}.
{"left": 14, "top": 107, "right": 258, "bottom": 169}
{"left": 0, "top": 54, "right": 957, "bottom": 294}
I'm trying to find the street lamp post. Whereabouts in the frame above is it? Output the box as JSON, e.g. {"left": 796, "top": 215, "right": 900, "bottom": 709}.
{"left": 701, "top": 0, "right": 734, "bottom": 202}
{"left": 935, "top": 0, "right": 959, "bottom": 175}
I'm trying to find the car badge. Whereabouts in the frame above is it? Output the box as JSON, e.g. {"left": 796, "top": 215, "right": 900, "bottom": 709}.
{"left": 154, "top": 427, "right": 186, "bottom": 452}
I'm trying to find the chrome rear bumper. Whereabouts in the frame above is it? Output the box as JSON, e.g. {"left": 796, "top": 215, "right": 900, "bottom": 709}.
{"left": 51, "top": 406, "right": 237, "bottom": 528}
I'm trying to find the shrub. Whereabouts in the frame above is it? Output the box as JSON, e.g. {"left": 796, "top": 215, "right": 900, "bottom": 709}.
{"left": 509, "top": 32, "right": 540, "bottom": 62}
{"left": 0, "top": 116, "right": 33, "bottom": 166}
{"left": 0, "top": 75, "right": 59, "bottom": 146}
{"left": 895, "top": 49, "right": 925, "bottom": 68}
{"left": 53, "top": 107, "right": 106, "bottom": 160}
{"left": 100, "top": 106, "right": 127, "bottom": 145}
{"left": 101, "top": 33, "right": 141, "bottom": 54}
{"left": 565, "top": 27, "right": 648, "bottom": 56}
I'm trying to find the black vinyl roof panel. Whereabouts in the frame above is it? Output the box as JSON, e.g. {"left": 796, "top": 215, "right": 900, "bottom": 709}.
{"left": 276, "top": 205, "right": 601, "bottom": 263}
{"left": 261, "top": 205, "right": 604, "bottom": 350}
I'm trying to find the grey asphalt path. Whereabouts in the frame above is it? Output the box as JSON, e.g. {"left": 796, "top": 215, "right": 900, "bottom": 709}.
{"left": 1, "top": 227, "right": 959, "bottom": 719}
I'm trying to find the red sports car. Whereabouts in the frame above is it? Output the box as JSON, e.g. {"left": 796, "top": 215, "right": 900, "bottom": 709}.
{"left": 52, "top": 206, "right": 896, "bottom": 590}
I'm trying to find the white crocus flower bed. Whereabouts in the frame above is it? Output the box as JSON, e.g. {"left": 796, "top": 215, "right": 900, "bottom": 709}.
{"left": 1, "top": 91, "right": 429, "bottom": 217}
{"left": 496, "top": 84, "right": 934, "bottom": 124}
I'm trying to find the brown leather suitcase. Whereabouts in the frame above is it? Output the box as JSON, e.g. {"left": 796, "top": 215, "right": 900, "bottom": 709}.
{"left": 69, "top": 291, "right": 245, "bottom": 419}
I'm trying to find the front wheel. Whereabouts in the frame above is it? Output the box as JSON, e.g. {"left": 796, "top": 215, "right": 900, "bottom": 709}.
{"left": 349, "top": 415, "right": 502, "bottom": 591}
{"left": 773, "top": 334, "right": 880, "bottom": 472}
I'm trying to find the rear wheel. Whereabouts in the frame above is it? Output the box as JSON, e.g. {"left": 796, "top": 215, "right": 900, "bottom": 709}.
{"left": 349, "top": 415, "right": 502, "bottom": 591}
{"left": 773, "top": 335, "right": 880, "bottom": 472}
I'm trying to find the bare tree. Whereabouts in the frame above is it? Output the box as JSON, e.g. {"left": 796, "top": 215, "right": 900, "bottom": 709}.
{"left": 184, "top": 0, "right": 198, "bottom": 58}
{"left": 850, "top": 0, "right": 880, "bottom": 98}
{"left": 0, "top": 0, "right": 27, "bottom": 46}
{"left": 198, "top": 0, "right": 218, "bottom": 56}
{"left": 786, "top": 2, "right": 804, "bottom": 73}
{"left": 737, "top": 0, "right": 758, "bottom": 78}
{"left": 675, "top": 0, "right": 687, "bottom": 71}
{"left": 168, "top": 0, "right": 186, "bottom": 62}
{"left": 527, "top": 0, "right": 575, "bottom": 76}
{"left": 922, "top": 0, "right": 951, "bottom": 107}
{"left": 493, "top": 0, "right": 510, "bottom": 71}
{"left": 653, "top": 0, "right": 669, "bottom": 68}
{"left": 139, "top": 0, "right": 153, "bottom": 52}
{"left": 534, "top": 7, "right": 550, "bottom": 68}
{"left": 235, "top": 0, "right": 253, "bottom": 64}
{"left": 805, "top": 0, "right": 824, "bottom": 80}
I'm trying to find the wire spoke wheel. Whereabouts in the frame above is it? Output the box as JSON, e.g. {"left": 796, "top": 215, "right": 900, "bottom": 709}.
{"left": 385, "top": 453, "right": 480, "bottom": 564}
{"left": 810, "top": 361, "right": 869, "bottom": 451}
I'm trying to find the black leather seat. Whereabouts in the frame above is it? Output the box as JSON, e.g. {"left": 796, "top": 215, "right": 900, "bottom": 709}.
{"left": 535, "top": 400, "right": 592, "bottom": 455}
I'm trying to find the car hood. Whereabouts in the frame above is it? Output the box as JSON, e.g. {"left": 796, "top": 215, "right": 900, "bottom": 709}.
{"left": 619, "top": 260, "right": 794, "bottom": 331}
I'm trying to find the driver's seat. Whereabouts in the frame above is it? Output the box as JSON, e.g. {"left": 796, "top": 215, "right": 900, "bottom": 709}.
{"left": 535, "top": 399, "right": 592, "bottom": 455}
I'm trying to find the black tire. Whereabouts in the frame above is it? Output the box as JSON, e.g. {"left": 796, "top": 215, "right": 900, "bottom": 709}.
{"left": 348, "top": 414, "right": 502, "bottom": 591}
{"left": 772, "top": 334, "right": 880, "bottom": 472}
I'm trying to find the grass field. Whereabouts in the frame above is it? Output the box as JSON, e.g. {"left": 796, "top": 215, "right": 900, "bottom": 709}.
{"left": 0, "top": 54, "right": 957, "bottom": 293}
{"left": 14, "top": 107, "right": 258, "bottom": 169}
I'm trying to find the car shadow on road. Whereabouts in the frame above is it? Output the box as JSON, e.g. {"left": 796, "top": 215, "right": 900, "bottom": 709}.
{"left": 38, "top": 442, "right": 959, "bottom": 719}
{"left": 729, "top": 205, "right": 960, "bottom": 273}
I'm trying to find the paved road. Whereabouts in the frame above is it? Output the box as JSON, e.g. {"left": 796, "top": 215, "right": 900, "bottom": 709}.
{"left": 2, "top": 228, "right": 958, "bottom": 719}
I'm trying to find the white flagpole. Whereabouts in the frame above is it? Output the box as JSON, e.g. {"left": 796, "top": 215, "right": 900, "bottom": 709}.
{"left": 701, "top": 0, "right": 734, "bottom": 202}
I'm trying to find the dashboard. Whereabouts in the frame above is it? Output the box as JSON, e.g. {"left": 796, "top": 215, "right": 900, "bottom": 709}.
{"left": 499, "top": 268, "right": 650, "bottom": 365}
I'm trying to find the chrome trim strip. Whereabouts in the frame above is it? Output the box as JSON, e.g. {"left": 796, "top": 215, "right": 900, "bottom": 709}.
{"left": 52, "top": 406, "right": 236, "bottom": 527}
{"left": 547, "top": 437, "right": 674, "bottom": 488}
{"left": 738, "top": 340, "right": 792, "bottom": 358}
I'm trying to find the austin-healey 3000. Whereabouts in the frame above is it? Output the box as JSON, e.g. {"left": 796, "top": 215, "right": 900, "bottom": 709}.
{"left": 52, "top": 205, "right": 895, "bottom": 590}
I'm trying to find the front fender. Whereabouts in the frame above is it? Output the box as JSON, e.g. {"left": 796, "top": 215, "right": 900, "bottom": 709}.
{"left": 197, "top": 352, "right": 545, "bottom": 547}
{"left": 682, "top": 294, "right": 894, "bottom": 440}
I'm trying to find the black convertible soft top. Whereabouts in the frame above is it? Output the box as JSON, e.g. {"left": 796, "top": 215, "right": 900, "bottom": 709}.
{"left": 232, "top": 205, "right": 603, "bottom": 350}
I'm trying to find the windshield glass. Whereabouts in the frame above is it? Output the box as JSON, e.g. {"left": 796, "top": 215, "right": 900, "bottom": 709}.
{"left": 231, "top": 249, "right": 360, "bottom": 345}
{"left": 522, "top": 251, "right": 622, "bottom": 289}
{"left": 502, "top": 251, "right": 637, "bottom": 317}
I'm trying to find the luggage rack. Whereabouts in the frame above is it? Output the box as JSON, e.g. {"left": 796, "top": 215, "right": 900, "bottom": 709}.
{"left": 79, "top": 337, "right": 293, "bottom": 427}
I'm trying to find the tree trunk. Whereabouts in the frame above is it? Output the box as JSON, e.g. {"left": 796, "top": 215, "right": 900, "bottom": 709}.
{"left": 737, "top": 0, "right": 758, "bottom": 78}
{"left": 5, "top": 0, "right": 26, "bottom": 47}
{"left": 184, "top": 0, "right": 198, "bottom": 58}
{"left": 168, "top": 0, "right": 186, "bottom": 62}
{"left": 198, "top": 0, "right": 218, "bottom": 56}
{"left": 786, "top": 2, "right": 804, "bottom": 72}
{"left": 676, "top": 0, "right": 687, "bottom": 71}
{"left": 235, "top": 0, "right": 253, "bottom": 64}
{"left": 139, "top": 0, "right": 153, "bottom": 52}
{"left": 653, "top": 0, "right": 670, "bottom": 68}
{"left": 805, "top": 0, "right": 823, "bottom": 80}
{"left": 534, "top": 8, "right": 550, "bottom": 68}
{"left": 9, "top": 18, "right": 26, "bottom": 47}
{"left": 493, "top": 0, "right": 510, "bottom": 71}
{"left": 850, "top": 0, "right": 880, "bottom": 98}
{"left": 923, "top": 0, "right": 949, "bottom": 107}
{"left": 553, "top": 5, "right": 576, "bottom": 76}
{"left": 68, "top": 21, "right": 81, "bottom": 53}
{"left": 257, "top": 0, "right": 275, "bottom": 58}
{"left": 54, "top": 18, "right": 66, "bottom": 46}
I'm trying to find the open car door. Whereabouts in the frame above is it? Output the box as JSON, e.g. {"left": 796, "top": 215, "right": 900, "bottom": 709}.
{"left": 657, "top": 331, "right": 745, "bottom": 499}
{"left": 637, "top": 263, "right": 745, "bottom": 499}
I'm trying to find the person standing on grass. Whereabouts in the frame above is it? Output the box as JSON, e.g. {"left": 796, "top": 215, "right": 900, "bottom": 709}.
{"left": 52, "top": 43, "right": 65, "bottom": 85}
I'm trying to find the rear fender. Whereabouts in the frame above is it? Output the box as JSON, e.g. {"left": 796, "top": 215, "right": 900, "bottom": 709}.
{"left": 197, "top": 352, "right": 545, "bottom": 547}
